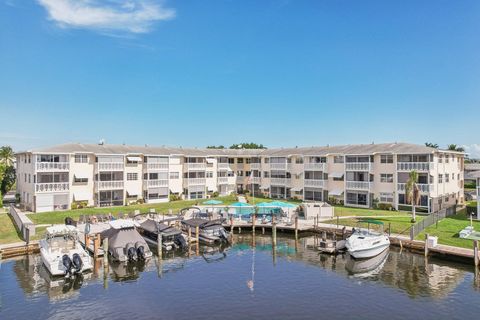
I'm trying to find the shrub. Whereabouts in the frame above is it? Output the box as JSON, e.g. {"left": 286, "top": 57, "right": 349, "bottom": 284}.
{"left": 136, "top": 198, "right": 145, "bottom": 204}
{"left": 15, "top": 193, "right": 20, "bottom": 204}
{"left": 211, "top": 191, "right": 219, "bottom": 198}
{"left": 71, "top": 200, "right": 88, "bottom": 210}
{"left": 170, "top": 193, "right": 181, "bottom": 201}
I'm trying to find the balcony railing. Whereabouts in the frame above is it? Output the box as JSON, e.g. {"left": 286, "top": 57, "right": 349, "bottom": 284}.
{"left": 250, "top": 163, "right": 261, "bottom": 170}
{"left": 97, "top": 181, "right": 124, "bottom": 190}
{"left": 397, "top": 162, "right": 431, "bottom": 172}
{"left": 218, "top": 176, "right": 235, "bottom": 185}
{"left": 186, "top": 163, "right": 206, "bottom": 170}
{"left": 35, "top": 182, "right": 69, "bottom": 193}
{"left": 345, "top": 163, "right": 371, "bottom": 171}
{"left": 270, "top": 163, "right": 287, "bottom": 170}
{"left": 271, "top": 178, "right": 289, "bottom": 185}
{"left": 187, "top": 178, "right": 206, "bottom": 185}
{"left": 346, "top": 181, "right": 370, "bottom": 190}
{"left": 217, "top": 163, "right": 231, "bottom": 170}
{"left": 304, "top": 179, "right": 325, "bottom": 188}
{"left": 304, "top": 163, "right": 326, "bottom": 171}
{"left": 36, "top": 162, "right": 70, "bottom": 171}
{"left": 251, "top": 177, "right": 261, "bottom": 184}
{"left": 397, "top": 183, "right": 432, "bottom": 193}
{"left": 98, "top": 162, "right": 124, "bottom": 171}
{"left": 146, "top": 180, "right": 168, "bottom": 187}
{"left": 146, "top": 163, "right": 169, "bottom": 170}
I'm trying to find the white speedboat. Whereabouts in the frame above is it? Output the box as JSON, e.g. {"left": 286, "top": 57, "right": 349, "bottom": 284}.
{"left": 346, "top": 219, "right": 390, "bottom": 259}
{"left": 40, "top": 225, "right": 93, "bottom": 276}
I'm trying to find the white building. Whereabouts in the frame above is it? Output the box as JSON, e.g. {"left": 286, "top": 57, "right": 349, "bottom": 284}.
{"left": 15, "top": 142, "right": 464, "bottom": 213}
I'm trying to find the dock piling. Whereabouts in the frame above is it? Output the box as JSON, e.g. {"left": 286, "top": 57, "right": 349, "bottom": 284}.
{"left": 93, "top": 234, "right": 100, "bottom": 259}
{"left": 252, "top": 214, "right": 256, "bottom": 234}
{"left": 424, "top": 233, "right": 429, "bottom": 257}
{"left": 188, "top": 227, "right": 192, "bottom": 244}
{"left": 294, "top": 216, "right": 298, "bottom": 240}
{"left": 272, "top": 216, "right": 277, "bottom": 247}
{"left": 195, "top": 226, "right": 200, "bottom": 244}
{"left": 103, "top": 237, "right": 108, "bottom": 264}
{"left": 157, "top": 235, "right": 162, "bottom": 257}
{"left": 474, "top": 240, "right": 479, "bottom": 268}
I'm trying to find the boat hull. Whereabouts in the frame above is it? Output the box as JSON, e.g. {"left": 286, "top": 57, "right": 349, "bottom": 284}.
{"left": 348, "top": 243, "right": 390, "bottom": 259}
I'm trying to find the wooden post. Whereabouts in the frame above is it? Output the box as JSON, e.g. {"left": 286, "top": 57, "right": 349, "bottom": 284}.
{"left": 294, "top": 216, "right": 299, "bottom": 240}
{"left": 337, "top": 216, "right": 339, "bottom": 230}
{"left": 424, "top": 233, "right": 429, "bottom": 257}
{"left": 313, "top": 217, "right": 317, "bottom": 230}
{"left": 474, "top": 240, "right": 479, "bottom": 269}
{"left": 157, "top": 234, "right": 162, "bottom": 257}
{"left": 252, "top": 214, "right": 256, "bottom": 234}
{"left": 262, "top": 227, "right": 265, "bottom": 234}
{"left": 388, "top": 222, "right": 391, "bottom": 237}
{"left": 195, "top": 226, "right": 200, "bottom": 244}
{"left": 188, "top": 227, "right": 192, "bottom": 244}
{"left": 322, "top": 231, "right": 327, "bottom": 241}
{"left": 316, "top": 214, "right": 319, "bottom": 229}
{"left": 103, "top": 237, "right": 109, "bottom": 264}
{"left": 272, "top": 216, "right": 277, "bottom": 247}
{"left": 239, "top": 227, "right": 242, "bottom": 234}
{"left": 94, "top": 234, "right": 100, "bottom": 259}
{"left": 230, "top": 216, "right": 234, "bottom": 234}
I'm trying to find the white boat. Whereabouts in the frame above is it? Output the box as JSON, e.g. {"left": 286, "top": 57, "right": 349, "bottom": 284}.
{"left": 40, "top": 225, "right": 93, "bottom": 276}
{"left": 346, "top": 219, "right": 390, "bottom": 259}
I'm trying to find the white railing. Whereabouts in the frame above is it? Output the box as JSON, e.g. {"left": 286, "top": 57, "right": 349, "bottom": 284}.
{"left": 250, "top": 163, "right": 261, "bottom": 170}
{"left": 346, "top": 181, "right": 370, "bottom": 190}
{"left": 186, "top": 163, "right": 206, "bottom": 170}
{"left": 345, "top": 162, "right": 371, "bottom": 171}
{"left": 217, "top": 163, "right": 231, "bottom": 170}
{"left": 35, "top": 182, "right": 69, "bottom": 193}
{"left": 304, "top": 179, "right": 325, "bottom": 188}
{"left": 147, "top": 163, "right": 169, "bottom": 170}
{"left": 304, "top": 163, "right": 326, "bottom": 171}
{"left": 36, "top": 162, "right": 70, "bottom": 171}
{"left": 251, "top": 177, "right": 261, "bottom": 184}
{"left": 271, "top": 178, "right": 288, "bottom": 185}
{"left": 397, "top": 183, "right": 432, "bottom": 193}
{"left": 270, "top": 163, "right": 287, "bottom": 170}
{"left": 187, "top": 178, "right": 206, "bottom": 185}
{"left": 97, "top": 181, "right": 124, "bottom": 190}
{"left": 98, "top": 162, "right": 124, "bottom": 171}
{"left": 217, "top": 177, "right": 229, "bottom": 184}
{"left": 397, "top": 162, "right": 431, "bottom": 171}
{"left": 147, "top": 180, "right": 168, "bottom": 187}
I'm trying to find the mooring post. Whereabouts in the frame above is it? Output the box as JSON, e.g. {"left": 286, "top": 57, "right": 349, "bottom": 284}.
{"left": 295, "top": 216, "right": 299, "bottom": 240}
{"left": 272, "top": 215, "right": 277, "bottom": 247}
{"left": 388, "top": 222, "right": 391, "bottom": 237}
{"left": 322, "top": 231, "right": 327, "bottom": 241}
{"left": 157, "top": 234, "right": 162, "bottom": 257}
{"left": 337, "top": 216, "right": 339, "bottom": 230}
{"left": 195, "top": 226, "right": 200, "bottom": 244}
{"left": 424, "top": 233, "right": 429, "bottom": 257}
{"left": 188, "top": 227, "right": 192, "bottom": 244}
{"left": 313, "top": 217, "right": 317, "bottom": 230}
{"left": 230, "top": 216, "right": 234, "bottom": 234}
{"left": 103, "top": 237, "right": 109, "bottom": 264}
{"left": 94, "top": 234, "right": 100, "bottom": 259}
{"left": 252, "top": 214, "right": 256, "bottom": 234}
{"left": 474, "top": 240, "right": 479, "bottom": 269}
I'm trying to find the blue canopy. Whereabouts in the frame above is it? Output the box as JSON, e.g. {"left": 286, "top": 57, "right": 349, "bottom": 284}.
{"left": 203, "top": 199, "right": 223, "bottom": 205}
{"left": 269, "top": 201, "right": 297, "bottom": 208}
{"left": 255, "top": 202, "right": 278, "bottom": 207}
{"left": 229, "top": 202, "right": 252, "bottom": 207}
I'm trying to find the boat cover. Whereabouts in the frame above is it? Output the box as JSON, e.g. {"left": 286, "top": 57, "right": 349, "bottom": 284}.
{"left": 101, "top": 227, "right": 151, "bottom": 261}
{"left": 181, "top": 218, "right": 225, "bottom": 228}
{"left": 140, "top": 219, "right": 181, "bottom": 237}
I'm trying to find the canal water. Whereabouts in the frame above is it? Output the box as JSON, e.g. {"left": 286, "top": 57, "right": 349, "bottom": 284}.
{"left": 1, "top": 234, "right": 479, "bottom": 320}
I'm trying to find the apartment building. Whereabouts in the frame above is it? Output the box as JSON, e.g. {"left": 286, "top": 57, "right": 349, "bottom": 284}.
{"left": 15, "top": 142, "right": 464, "bottom": 213}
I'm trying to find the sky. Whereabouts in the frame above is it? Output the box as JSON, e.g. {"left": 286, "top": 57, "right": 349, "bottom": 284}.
{"left": 0, "top": 1, "right": 479, "bottom": 157}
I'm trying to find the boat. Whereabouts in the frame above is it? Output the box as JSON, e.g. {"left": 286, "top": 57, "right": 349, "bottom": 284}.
{"left": 137, "top": 219, "right": 187, "bottom": 251}
{"left": 345, "top": 219, "right": 390, "bottom": 259}
{"left": 345, "top": 246, "right": 389, "bottom": 277}
{"left": 39, "top": 225, "right": 93, "bottom": 277}
{"left": 181, "top": 218, "right": 229, "bottom": 244}
{"left": 100, "top": 219, "right": 153, "bottom": 262}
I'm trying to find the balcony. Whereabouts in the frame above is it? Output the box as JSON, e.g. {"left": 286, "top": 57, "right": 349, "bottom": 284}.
{"left": 218, "top": 176, "right": 235, "bottom": 185}
{"left": 36, "top": 162, "right": 70, "bottom": 172}
{"left": 304, "top": 179, "right": 325, "bottom": 188}
{"left": 186, "top": 163, "right": 206, "bottom": 170}
{"left": 97, "top": 181, "right": 124, "bottom": 190}
{"left": 304, "top": 163, "right": 326, "bottom": 171}
{"left": 146, "top": 163, "right": 169, "bottom": 171}
{"left": 217, "top": 163, "right": 231, "bottom": 170}
{"left": 98, "top": 162, "right": 124, "bottom": 171}
{"left": 251, "top": 177, "right": 261, "bottom": 184}
{"left": 397, "top": 162, "right": 431, "bottom": 172}
{"left": 345, "top": 163, "right": 371, "bottom": 171}
{"left": 187, "top": 178, "right": 206, "bottom": 185}
{"left": 270, "top": 163, "right": 287, "bottom": 170}
{"left": 250, "top": 163, "right": 261, "bottom": 170}
{"left": 397, "top": 183, "right": 432, "bottom": 193}
{"left": 271, "top": 177, "right": 289, "bottom": 185}
{"left": 146, "top": 180, "right": 168, "bottom": 187}
{"left": 35, "top": 182, "right": 69, "bottom": 193}
{"left": 346, "top": 181, "right": 370, "bottom": 190}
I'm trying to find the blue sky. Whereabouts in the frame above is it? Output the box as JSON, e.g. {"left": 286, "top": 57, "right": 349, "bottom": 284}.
{"left": 1, "top": 1, "right": 479, "bottom": 156}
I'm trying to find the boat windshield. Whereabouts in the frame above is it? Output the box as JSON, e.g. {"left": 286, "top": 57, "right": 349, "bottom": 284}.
{"left": 46, "top": 234, "right": 77, "bottom": 253}
{"left": 353, "top": 219, "right": 384, "bottom": 235}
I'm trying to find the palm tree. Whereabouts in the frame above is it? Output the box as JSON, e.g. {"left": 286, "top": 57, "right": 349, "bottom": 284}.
{"left": 0, "top": 146, "right": 14, "bottom": 166}
{"left": 425, "top": 142, "right": 439, "bottom": 149}
{"left": 447, "top": 144, "right": 465, "bottom": 152}
{"left": 405, "top": 170, "right": 420, "bottom": 222}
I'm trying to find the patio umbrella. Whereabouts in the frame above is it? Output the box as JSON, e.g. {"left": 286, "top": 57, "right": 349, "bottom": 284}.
{"left": 255, "top": 202, "right": 278, "bottom": 215}
{"left": 229, "top": 202, "right": 254, "bottom": 216}
{"left": 203, "top": 199, "right": 224, "bottom": 217}
{"left": 269, "top": 201, "right": 297, "bottom": 208}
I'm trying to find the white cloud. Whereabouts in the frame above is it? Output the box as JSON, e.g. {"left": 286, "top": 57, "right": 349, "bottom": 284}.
{"left": 463, "top": 144, "right": 480, "bottom": 159}
{"left": 37, "top": 0, "right": 175, "bottom": 34}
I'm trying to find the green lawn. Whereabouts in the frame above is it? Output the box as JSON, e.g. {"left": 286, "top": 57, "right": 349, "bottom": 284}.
{"left": 323, "top": 216, "right": 421, "bottom": 235}
{"left": 416, "top": 211, "right": 480, "bottom": 249}
{"left": 29, "top": 195, "right": 238, "bottom": 225}
{"left": 332, "top": 205, "right": 410, "bottom": 217}
{"left": 0, "top": 214, "right": 22, "bottom": 244}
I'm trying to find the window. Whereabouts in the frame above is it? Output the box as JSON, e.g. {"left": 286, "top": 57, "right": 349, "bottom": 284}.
{"left": 380, "top": 155, "right": 393, "bottom": 164}
{"left": 28, "top": 155, "right": 31, "bottom": 163}
{"left": 333, "top": 156, "right": 344, "bottom": 163}
{"left": 438, "top": 155, "right": 443, "bottom": 163}
{"left": 245, "top": 171, "right": 251, "bottom": 177}
{"left": 379, "top": 192, "right": 394, "bottom": 203}
{"left": 452, "top": 173, "right": 455, "bottom": 180}
{"left": 380, "top": 174, "right": 393, "bottom": 183}
{"left": 170, "top": 172, "right": 179, "bottom": 179}
{"left": 228, "top": 158, "right": 234, "bottom": 164}
{"left": 438, "top": 174, "right": 443, "bottom": 183}
{"left": 264, "top": 171, "right": 269, "bottom": 178}
{"left": 295, "top": 157, "right": 303, "bottom": 164}
{"left": 127, "top": 173, "right": 138, "bottom": 181}
{"left": 206, "top": 171, "right": 213, "bottom": 178}
{"left": 28, "top": 174, "right": 30, "bottom": 183}
{"left": 237, "top": 171, "right": 244, "bottom": 176}
{"left": 74, "top": 154, "right": 88, "bottom": 163}
{"left": 445, "top": 174, "right": 449, "bottom": 183}
{"left": 74, "top": 176, "right": 88, "bottom": 183}
{"left": 264, "top": 158, "right": 270, "bottom": 164}
{"left": 237, "top": 158, "right": 244, "bottom": 164}
{"left": 245, "top": 158, "right": 251, "bottom": 164}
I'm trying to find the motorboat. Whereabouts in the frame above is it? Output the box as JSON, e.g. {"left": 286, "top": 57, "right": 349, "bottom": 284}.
{"left": 39, "top": 225, "right": 93, "bottom": 277}
{"left": 181, "top": 218, "right": 229, "bottom": 244}
{"left": 100, "top": 219, "right": 153, "bottom": 262}
{"left": 345, "top": 246, "right": 389, "bottom": 277}
{"left": 137, "top": 219, "right": 187, "bottom": 251}
{"left": 345, "top": 219, "right": 390, "bottom": 259}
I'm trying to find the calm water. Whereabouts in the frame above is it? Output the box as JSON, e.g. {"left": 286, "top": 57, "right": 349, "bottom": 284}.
{"left": 1, "top": 234, "right": 479, "bottom": 320}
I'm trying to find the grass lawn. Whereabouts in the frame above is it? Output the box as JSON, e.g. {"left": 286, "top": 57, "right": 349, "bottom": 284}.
{"left": 332, "top": 205, "right": 411, "bottom": 217}
{"left": 323, "top": 216, "right": 421, "bottom": 235}
{"left": 29, "top": 195, "right": 238, "bottom": 225}
{"left": 0, "top": 214, "right": 22, "bottom": 244}
{"left": 416, "top": 210, "right": 480, "bottom": 249}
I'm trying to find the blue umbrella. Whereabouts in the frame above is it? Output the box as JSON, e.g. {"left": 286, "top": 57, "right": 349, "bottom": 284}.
{"left": 230, "top": 202, "right": 254, "bottom": 217}
{"left": 203, "top": 199, "right": 223, "bottom": 205}
{"left": 270, "top": 201, "right": 297, "bottom": 208}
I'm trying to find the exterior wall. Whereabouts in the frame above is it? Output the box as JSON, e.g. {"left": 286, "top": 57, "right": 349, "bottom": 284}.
{"left": 69, "top": 153, "right": 95, "bottom": 207}
{"left": 15, "top": 153, "right": 35, "bottom": 211}
{"left": 124, "top": 158, "right": 143, "bottom": 204}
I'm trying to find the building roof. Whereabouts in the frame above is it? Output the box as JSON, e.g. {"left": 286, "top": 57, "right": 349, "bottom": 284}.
{"left": 17, "top": 142, "right": 462, "bottom": 157}
{"left": 465, "top": 163, "right": 480, "bottom": 171}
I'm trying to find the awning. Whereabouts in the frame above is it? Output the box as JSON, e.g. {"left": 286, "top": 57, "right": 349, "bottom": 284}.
{"left": 206, "top": 158, "right": 215, "bottom": 164}
{"left": 291, "top": 187, "right": 303, "bottom": 192}
{"left": 329, "top": 189, "right": 343, "bottom": 196}
{"left": 74, "top": 173, "right": 89, "bottom": 180}
{"left": 73, "top": 191, "right": 90, "bottom": 201}
{"left": 260, "top": 185, "right": 269, "bottom": 190}
{"left": 330, "top": 172, "right": 344, "bottom": 178}
{"left": 126, "top": 186, "right": 140, "bottom": 196}
{"left": 127, "top": 156, "right": 142, "bottom": 162}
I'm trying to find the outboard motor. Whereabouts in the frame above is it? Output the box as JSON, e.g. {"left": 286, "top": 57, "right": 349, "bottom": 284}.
{"left": 126, "top": 244, "right": 137, "bottom": 261}
{"left": 72, "top": 253, "right": 83, "bottom": 274}
{"left": 136, "top": 245, "right": 146, "bottom": 260}
{"left": 62, "top": 254, "right": 73, "bottom": 276}
{"left": 174, "top": 234, "right": 188, "bottom": 249}
{"left": 65, "top": 217, "right": 76, "bottom": 226}
{"left": 219, "top": 229, "right": 229, "bottom": 243}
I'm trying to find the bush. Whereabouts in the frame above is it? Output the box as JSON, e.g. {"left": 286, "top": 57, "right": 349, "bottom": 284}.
{"left": 170, "top": 193, "right": 181, "bottom": 201}
{"left": 136, "top": 198, "right": 145, "bottom": 204}
{"left": 15, "top": 193, "right": 20, "bottom": 204}
{"left": 211, "top": 191, "right": 219, "bottom": 198}
{"left": 71, "top": 200, "right": 88, "bottom": 210}
{"left": 0, "top": 193, "right": 3, "bottom": 207}
{"left": 377, "top": 203, "right": 393, "bottom": 211}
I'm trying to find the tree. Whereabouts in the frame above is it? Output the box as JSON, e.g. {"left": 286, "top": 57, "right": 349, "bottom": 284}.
{"left": 229, "top": 142, "right": 267, "bottom": 149}
{"left": 405, "top": 170, "right": 420, "bottom": 223}
{"left": 447, "top": 144, "right": 465, "bottom": 152}
{"left": 425, "top": 142, "right": 438, "bottom": 149}
{"left": 0, "top": 165, "right": 15, "bottom": 195}
{"left": 206, "top": 145, "right": 225, "bottom": 149}
{"left": 0, "top": 146, "right": 14, "bottom": 166}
